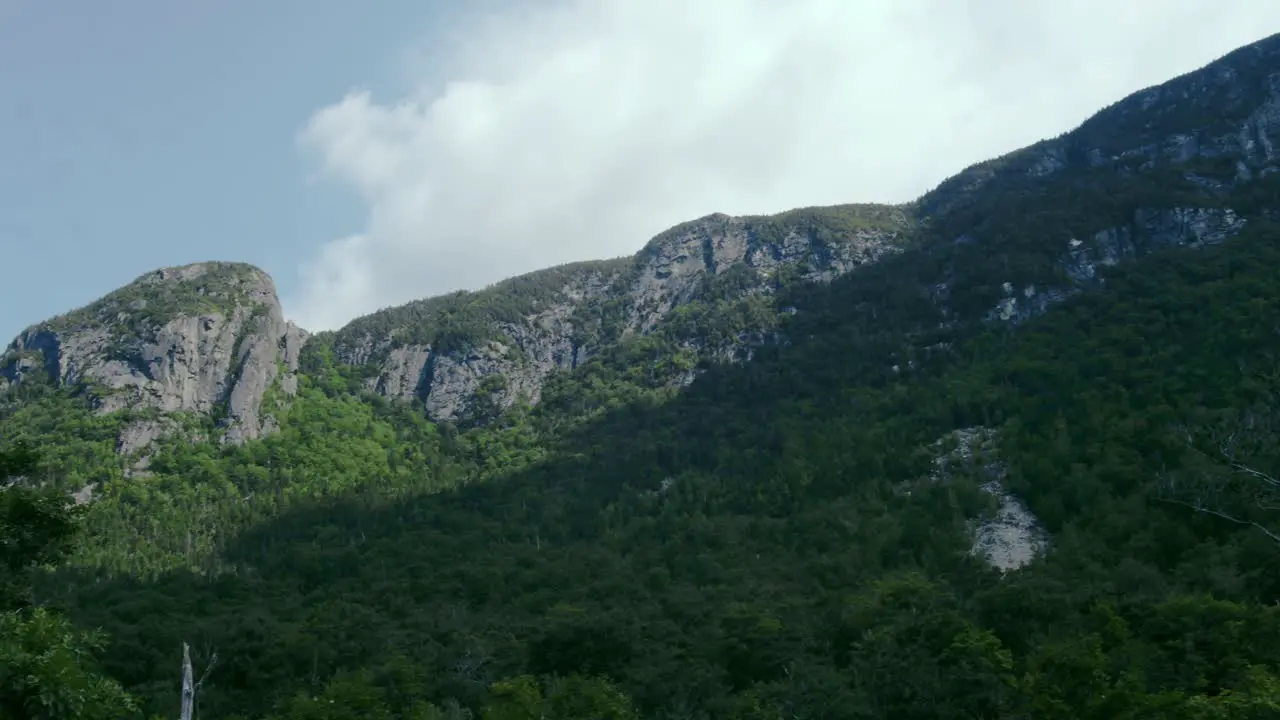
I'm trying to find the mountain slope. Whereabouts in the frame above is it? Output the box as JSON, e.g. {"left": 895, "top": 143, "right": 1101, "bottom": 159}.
{"left": 3, "top": 31, "right": 1280, "bottom": 720}
{"left": 47, "top": 197, "right": 1280, "bottom": 719}
{"left": 1, "top": 205, "right": 911, "bottom": 451}
{"left": 314, "top": 203, "right": 913, "bottom": 422}
{"left": 1, "top": 262, "right": 307, "bottom": 458}
{"left": 10, "top": 19, "right": 1280, "bottom": 446}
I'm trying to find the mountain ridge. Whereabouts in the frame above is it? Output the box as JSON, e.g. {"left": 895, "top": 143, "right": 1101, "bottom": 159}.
{"left": 2, "top": 203, "right": 915, "bottom": 448}
{"left": 1, "top": 31, "right": 1278, "bottom": 478}
{"left": 1, "top": 261, "right": 308, "bottom": 457}
{"left": 4, "top": 29, "right": 1280, "bottom": 720}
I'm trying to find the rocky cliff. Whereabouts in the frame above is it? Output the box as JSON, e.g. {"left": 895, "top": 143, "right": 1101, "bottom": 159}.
{"left": 987, "top": 206, "right": 1249, "bottom": 323}
{"left": 923, "top": 426, "right": 1048, "bottom": 572}
{"left": 320, "top": 203, "right": 913, "bottom": 422}
{"left": 0, "top": 262, "right": 307, "bottom": 456}
{"left": 9, "top": 34, "right": 1280, "bottom": 447}
{"left": 916, "top": 33, "right": 1280, "bottom": 333}
{"left": 920, "top": 33, "right": 1280, "bottom": 220}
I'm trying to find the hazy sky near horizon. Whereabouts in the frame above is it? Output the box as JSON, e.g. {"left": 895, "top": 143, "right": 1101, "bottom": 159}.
{"left": 2, "top": 1, "right": 1279, "bottom": 339}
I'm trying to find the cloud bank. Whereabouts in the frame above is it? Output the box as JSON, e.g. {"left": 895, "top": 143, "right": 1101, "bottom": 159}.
{"left": 288, "top": 0, "right": 1280, "bottom": 332}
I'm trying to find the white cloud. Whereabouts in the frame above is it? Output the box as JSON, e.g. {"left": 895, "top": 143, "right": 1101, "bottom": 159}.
{"left": 287, "top": 0, "right": 1280, "bottom": 332}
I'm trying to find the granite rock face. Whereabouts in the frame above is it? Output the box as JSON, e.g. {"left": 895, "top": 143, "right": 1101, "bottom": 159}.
{"left": 333, "top": 268, "right": 616, "bottom": 422}
{"left": 988, "top": 206, "right": 1249, "bottom": 324}
{"left": 921, "top": 33, "right": 1280, "bottom": 218}
{"left": 331, "top": 206, "right": 911, "bottom": 422}
{"left": 927, "top": 427, "right": 1048, "bottom": 572}
{"left": 356, "top": 33, "right": 1280, "bottom": 422}
{"left": 1, "top": 262, "right": 308, "bottom": 453}
{"left": 626, "top": 211, "right": 905, "bottom": 333}
{"left": 914, "top": 37, "right": 1280, "bottom": 327}
{"left": 12, "top": 35, "right": 1280, "bottom": 443}
{"left": 1066, "top": 207, "right": 1247, "bottom": 281}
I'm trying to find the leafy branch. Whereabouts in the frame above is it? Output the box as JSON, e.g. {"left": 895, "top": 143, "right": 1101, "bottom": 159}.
{"left": 1157, "top": 407, "right": 1280, "bottom": 546}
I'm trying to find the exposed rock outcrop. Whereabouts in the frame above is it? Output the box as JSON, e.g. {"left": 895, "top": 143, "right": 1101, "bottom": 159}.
{"left": 1066, "top": 206, "right": 1247, "bottom": 282}
{"left": 335, "top": 205, "right": 910, "bottom": 421}
{"left": 13, "top": 35, "right": 1280, "bottom": 441}
{"left": 987, "top": 206, "right": 1247, "bottom": 323}
{"left": 921, "top": 33, "right": 1280, "bottom": 219}
{"left": 1, "top": 262, "right": 308, "bottom": 452}
{"left": 928, "top": 427, "right": 1049, "bottom": 572}
{"left": 627, "top": 210, "right": 905, "bottom": 333}
{"left": 335, "top": 268, "right": 615, "bottom": 422}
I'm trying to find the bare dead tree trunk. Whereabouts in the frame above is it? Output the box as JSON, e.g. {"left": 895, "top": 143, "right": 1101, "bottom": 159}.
{"left": 179, "top": 641, "right": 218, "bottom": 720}
{"left": 180, "top": 643, "right": 195, "bottom": 720}
{"left": 1158, "top": 408, "right": 1280, "bottom": 546}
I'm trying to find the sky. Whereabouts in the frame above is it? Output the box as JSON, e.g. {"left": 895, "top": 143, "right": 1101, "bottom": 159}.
{"left": 2, "top": 1, "right": 1279, "bottom": 340}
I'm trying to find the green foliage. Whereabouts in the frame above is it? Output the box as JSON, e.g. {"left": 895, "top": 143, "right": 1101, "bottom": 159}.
{"left": 0, "top": 439, "right": 37, "bottom": 479}
{"left": 0, "top": 443, "right": 138, "bottom": 719}
{"left": 0, "top": 607, "right": 138, "bottom": 720}
{"left": 269, "top": 670, "right": 397, "bottom": 720}
{"left": 0, "top": 486, "right": 82, "bottom": 608}
{"left": 328, "top": 259, "right": 630, "bottom": 362}
{"left": 0, "top": 441, "right": 86, "bottom": 608}
{"left": 5, "top": 38, "right": 1280, "bottom": 719}
{"left": 13, "top": 213, "right": 1280, "bottom": 718}
{"left": 39, "top": 261, "right": 270, "bottom": 340}
{"left": 0, "top": 389, "right": 126, "bottom": 493}
{"left": 482, "top": 675, "right": 637, "bottom": 720}
{"left": 14, "top": 209, "right": 1280, "bottom": 716}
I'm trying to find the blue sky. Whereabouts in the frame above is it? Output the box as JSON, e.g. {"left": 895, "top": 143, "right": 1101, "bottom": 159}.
{"left": 3, "top": 1, "right": 1279, "bottom": 341}
{"left": 0, "top": 0, "right": 468, "bottom": 339}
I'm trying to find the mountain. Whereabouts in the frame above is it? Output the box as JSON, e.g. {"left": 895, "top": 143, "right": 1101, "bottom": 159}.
{"left": 319, "top": 203, "right": 912, "bottom": 422}
{"left": 12, "top": 31, "right": 1280, "bottom": 451}
{"left": 1, "top": 262, "right": 307, "bottom": 455}
{"left": 2, "top": 204, "right": 910, "bottom": 451}
{"left": 3, "top": 32, "right": 1280, "bottom": 720}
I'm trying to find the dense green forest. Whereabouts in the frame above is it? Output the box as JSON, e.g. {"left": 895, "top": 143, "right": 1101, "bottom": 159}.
{"left": 3, "top": 214, "right": 1280, "bottom": 717}
{"left": 6, "top": 35, "right": 1280, "bottom": 718}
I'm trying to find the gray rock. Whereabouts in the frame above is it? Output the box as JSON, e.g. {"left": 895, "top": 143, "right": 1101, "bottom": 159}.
{"left": 926, "top": 426, "right": 1049, "bottom": 572}
{"left": 1026, "top": 144, "right": 1068, "bottom": 177}
{"left": 988, "top": 207, "right": 1247, "bottom": 324}
{"left": 117, "top": 418, "right": 175, "bottom": 458}
{"left": 922, "top": 35, "right": 1280, "bottom": 218}
{"left": 343, "top": 208, "right": 908, "bottom": 421}
{"left": 368, "top": 345, "right": 433, "bottom": 402}
{"left": 72, "top": 482, "right": 96, "bottom": 506}
{"left": 1, "top": 262, "right": 309, "bottom": 452}
{"left": 628, "top": 213, "right": 903, "bottom": 333}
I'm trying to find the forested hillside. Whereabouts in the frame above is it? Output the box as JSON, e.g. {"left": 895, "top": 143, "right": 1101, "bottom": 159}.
{"left": 3, "top": 32, "right": 1280, "bottom": 720}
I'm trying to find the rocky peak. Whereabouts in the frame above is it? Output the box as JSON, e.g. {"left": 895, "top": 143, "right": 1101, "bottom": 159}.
{"left": 986, "top": 206, "right": 1249, "bottom": 324}
{"left": 904, "top": 33, "right": 1280, "bottom": 341}
{"left": 16, "top": 34, "right": 1277, "bottom": 447}
{"left": 1072, "top": 32, "right": 1280, "bottom": 165}
{"left": 326, "top": 204, "right": 913, "bottom": 422}
{"left": 1, "top": 261, "right": 308, "bottom": 455}
{"left": 919, "top": 33, "right": 1280, "bottom": 220}
{"left": 629, "top": 205, "right": 909, "bottom": 332}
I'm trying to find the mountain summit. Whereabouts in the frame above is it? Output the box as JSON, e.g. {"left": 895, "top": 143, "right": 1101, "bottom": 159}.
{"left": 1, "top": 261, "right": 307, "bottom": 454}
{"left": 3, "top": 205, "right": 914, "bottom": 451}
{"left": 4, "top": 30, "right": 1280, "bottom": 720}
{"left": 8, "top": 33, "right": 1280, "bottom": 457}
